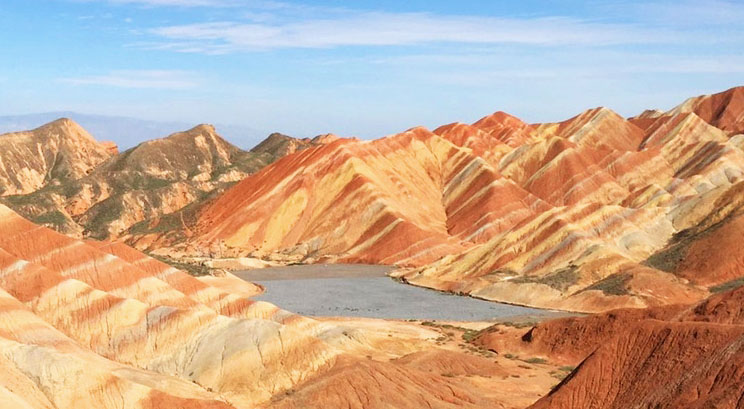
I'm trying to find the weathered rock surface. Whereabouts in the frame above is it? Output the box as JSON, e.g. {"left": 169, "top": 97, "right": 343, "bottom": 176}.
{"left": 1, "top": 122, "right": 305, "bottom": 239}
{"left": 0, "top": 204, "right": 537, "bottom": 409}
{"left": 177, "top": 86, "right": 744, "bottom": 312}
{"left": 0, "top": 118, "right": 115, "bottom": 196}
{"left": 470, "top": 285, "right": 744, "bottom": 408}
{"left": 530, "top": 320, "right": 744, "bottom": 409}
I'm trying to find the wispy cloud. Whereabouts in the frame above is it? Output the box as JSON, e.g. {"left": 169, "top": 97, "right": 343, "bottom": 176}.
{"left": 61, "top": 70, "right": 199, "bottom": 89}
{"left": 143, "top": 12, "right": 694, "bottom": 53}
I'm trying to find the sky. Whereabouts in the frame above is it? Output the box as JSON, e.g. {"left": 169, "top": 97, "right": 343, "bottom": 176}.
{"left": 1, "top": 0, "right": 744, "bottom": 145}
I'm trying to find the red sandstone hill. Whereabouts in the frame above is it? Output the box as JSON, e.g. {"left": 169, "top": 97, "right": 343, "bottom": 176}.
{"left": 468, "top": 284, "right": 744, "bottom": 408}
{"left": 157, "top": 86, "right": 744, "bottom": 312}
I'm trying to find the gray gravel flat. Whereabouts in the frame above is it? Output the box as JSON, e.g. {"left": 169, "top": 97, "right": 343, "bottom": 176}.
{"left": 238, "top": 264, "right": 558, "bottom": 321}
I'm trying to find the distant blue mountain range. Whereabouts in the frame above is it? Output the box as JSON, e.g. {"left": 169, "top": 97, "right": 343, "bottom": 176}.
{"left": 0, "top": 112, "right": 269, "bottom": 151}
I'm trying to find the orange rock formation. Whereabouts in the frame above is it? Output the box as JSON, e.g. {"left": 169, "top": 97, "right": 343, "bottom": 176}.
{"left": 182, "top": 86, "right": 744, "bottom": 312}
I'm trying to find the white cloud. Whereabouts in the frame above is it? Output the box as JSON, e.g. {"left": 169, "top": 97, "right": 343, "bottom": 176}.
{"left": 144, "top": 12, "right": 694, "bottom": 53}
{"left": 61, "top": 70, "right": 199, "bottom": 89}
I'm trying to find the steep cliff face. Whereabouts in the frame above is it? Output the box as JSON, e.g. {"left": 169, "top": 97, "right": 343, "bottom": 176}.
{"left": 0, "top": 118, "right": 116, "bottom": 196}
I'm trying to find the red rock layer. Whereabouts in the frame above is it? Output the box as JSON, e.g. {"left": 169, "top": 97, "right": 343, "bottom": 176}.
{"left": 530, "top": 320, "right": 744, "bottom": 409}
{"left": 266, "top": 353, "right": 507, "bottom": 409}
{"left": 666, "top": 86, "right": 744, "bottom": 136}
{"left": 467, "top": 285, "right": 744, "bottom": 408}
{"left": 0, "top": 204, "right": 345, "bottom": 408}
{"left": 194, "top": 127, "right": 547, "bottom": 266}
{"left": 172, "top": 86, "right": 744, "bottom": 312}
{"left": 0, "top": 204, "right": 532, "bottom": 409}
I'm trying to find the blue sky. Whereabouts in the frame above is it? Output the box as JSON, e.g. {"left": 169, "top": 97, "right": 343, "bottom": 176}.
{"left": 2, "top": 0, "right": 743, "bottom": 144}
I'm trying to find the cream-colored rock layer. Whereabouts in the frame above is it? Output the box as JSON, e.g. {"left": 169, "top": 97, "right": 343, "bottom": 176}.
{"left": 185, "top": 88, "right": 744, "bottom": 312}
{"left": 193, "top": 127, "right": 547, "bottom": 267}
{"left": 0, "top": 204, "right": 540, "bottom": 408}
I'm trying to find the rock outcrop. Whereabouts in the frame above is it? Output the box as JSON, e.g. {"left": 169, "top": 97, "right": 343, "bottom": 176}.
{"left": 505, "top": 284, "right": 744, "bottom": 408}
{"left": 0, "top": 118, "right": 115, "bottom": 196}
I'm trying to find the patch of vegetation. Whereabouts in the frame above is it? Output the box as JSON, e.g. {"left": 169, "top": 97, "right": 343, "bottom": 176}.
{"left": 1, "top": 178, "right": 81, "bottom": 208}
{"left": 85, "top": 198, "right": 125, "bottom": 239}
{"left": 503, "top": 353, "right": 517, "bottom": 360}
{"left": 644, "top": 241, "right": 689, "bottom": 273}
{"left": 485, "top": 268, "right": 517, "bottom": 277}
{"left": 511, "top": 265, "right": 579, "bottom": 292}
{"left": 644, "top": 211, "right": 738, "bottom": 274}
{"left": 498, "top": 320, "right": 538, "bottom": 329}
{"left": 583, "top": 273, "right": 632, "bottom": 296}
{"left": 521, "top": 357, "right": 548, "bottom": 365}
{"left": 128, "top": 174, "right": 171, "bottom": 191}
{"left": 461, "top": 329, "right": 480, "bottom": 342}
{"left": 549, "top": 366, "right": 576, "bottom": 381}
{"left": 711, "top": 277, "right": 744, "bottom": 293}
{"left": 150, "top": 254, "right": 213, "bottom": 276}
{"left": 31, "top": 210, "right": 68, "bottom": 228}
{"left": 128, "top": 189, "right": 212, "bottom": 238}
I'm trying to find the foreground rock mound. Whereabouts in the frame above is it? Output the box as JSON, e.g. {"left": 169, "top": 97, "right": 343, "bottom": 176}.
{"left": 470, "top": 285, "right": 744, "bottom": 408}
{"left": 0, "top": 204, "right": 536, "bottom": 409}
{"left": 531, "top": 320, "right": 744, "bottom": 409}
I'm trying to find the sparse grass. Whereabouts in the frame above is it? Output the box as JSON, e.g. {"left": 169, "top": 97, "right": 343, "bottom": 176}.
{"left": 461, "top": 329, "right": 480, "bottom": 342}
{"left": 584, "top": 273, "right": 632, "bottom": 296}
{"left": 503, "top": 353, "right": 518, "bottom": 360}
{"left": 644, "top": 242, "right": 688, "bottom": 273}
{"left": 485, "top": 268, "right": 517, "bottom": 277}
{"left": 498, "top": 320, "right": 538, "bottom": 329}
{"left": 644, "top": 211, "right": 738, "bottom": 274}
{"left": 150, "top": 255, "right": 213, "bottom": 276}
{"left": 549, "top": 366, "right": 576, "bottom": 381}
{"left": 711, "top": 277, "right": 744, "bottom": 293}
{"left": 31, "top": 210, "right": 68, "bottom": 228}
{"left": 511, "top": 265, "right": 579, "bottom": 292}
{"left": 521, "top": 357, "right": 548, "bottom": 365}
